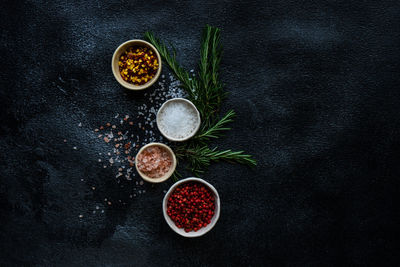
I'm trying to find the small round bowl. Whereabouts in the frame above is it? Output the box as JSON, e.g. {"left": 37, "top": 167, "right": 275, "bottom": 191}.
{"left": 135, "top": 143, "right": 176, "bottom": 183}
{"left": 111, "top": 39, "right": 162, "bottom": 90}
{"left": 156, "top": 98, "right": 201, "bottom": 142}
{"left": 162, "top": 177, "right": 221, "bottom": 238}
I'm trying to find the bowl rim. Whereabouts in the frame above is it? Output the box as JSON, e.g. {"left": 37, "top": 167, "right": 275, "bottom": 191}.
{"left": 135, "top": 142, "right": 176, "bottom": 183}
{"left": 162, "top": 177, "right": 221, "bottom": 238}
{"left": 111, "top": 39, "right": 162, "bottom": 90}
{"left": 156, "top": 98, "right": 201, "bottom": 142}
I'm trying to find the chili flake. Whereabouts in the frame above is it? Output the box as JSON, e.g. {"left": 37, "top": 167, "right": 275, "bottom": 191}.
{"left": 119, "top": 46, "right": 159, "bottom": 85}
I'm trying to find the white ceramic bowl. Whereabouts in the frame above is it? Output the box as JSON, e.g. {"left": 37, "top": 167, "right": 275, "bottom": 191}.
{"left": 111, "top": 39, "right": 162, "bottom": 90}
{"left": 162, "top": 177, "right": 220, "bottom": 237}
{"left": 156, "top": 98, "right": 201, "bottom": 142}
{"left": 135, "top": 143, "right": 176, "bottom": 183}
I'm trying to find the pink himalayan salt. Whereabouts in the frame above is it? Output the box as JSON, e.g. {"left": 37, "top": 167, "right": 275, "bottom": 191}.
{"left": 137, "top": 146, "right": 172, "bottom": 178}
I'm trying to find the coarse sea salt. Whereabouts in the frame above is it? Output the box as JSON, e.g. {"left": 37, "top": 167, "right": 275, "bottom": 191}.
{"left": 158, "top": 101, "right": 199, "bottom": 139}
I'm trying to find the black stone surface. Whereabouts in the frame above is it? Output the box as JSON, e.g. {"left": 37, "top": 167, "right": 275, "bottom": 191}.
{"left": 1, "top": 0, "right": 399, "bottom": 266}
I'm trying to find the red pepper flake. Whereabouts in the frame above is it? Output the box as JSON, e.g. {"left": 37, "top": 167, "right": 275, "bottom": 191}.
{"left": 100, "top": 126, "right": 104, "bottom": 130}
{"left": 118, "top": 46, "right": 159, "bottom": 85}
{"left": 112, "top": 125, "right": 116, "bottom": 129}
{"left": 118, "top": 131, "right": 122, "bottom": 135}
{"left": 94, "top": 128, "right": 99, "bottom": 132}
{"left": 129, "top": 121, "right": 134, "bottom": 125}
{"left": 106, "top": 123, "right": 111, "bottom": 127}
{"left": 104, "top": 137, "right": 110, "bottom": 143}
{"left": 167, "top": 182, "right": 215, "bottom": 232}
{"left": 115, "top": 144, "right": 120, "bottom": 148}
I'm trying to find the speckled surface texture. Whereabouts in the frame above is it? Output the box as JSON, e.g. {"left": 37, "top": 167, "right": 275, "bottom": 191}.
{"left": 1, "top": 0, "right": 399, "bottom": 266}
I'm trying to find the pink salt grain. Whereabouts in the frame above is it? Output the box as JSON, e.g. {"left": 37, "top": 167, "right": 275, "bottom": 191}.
{"left": 137, "top": 146, "right": 172, "bottom": 178}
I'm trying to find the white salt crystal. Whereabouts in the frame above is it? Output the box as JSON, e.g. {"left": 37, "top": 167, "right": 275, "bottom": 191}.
{"left": 158, "top": 101, "right": 199, "bottom": 139}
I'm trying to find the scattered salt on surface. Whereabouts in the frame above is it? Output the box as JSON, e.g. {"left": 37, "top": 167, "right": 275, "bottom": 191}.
{"left": 71, "top": 72, "right": 183, "bottom": 214}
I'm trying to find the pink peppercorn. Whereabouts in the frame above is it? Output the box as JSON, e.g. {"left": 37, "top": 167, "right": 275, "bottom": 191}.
{"left": 167, "top": 182, "right": 215, "bottom": 232}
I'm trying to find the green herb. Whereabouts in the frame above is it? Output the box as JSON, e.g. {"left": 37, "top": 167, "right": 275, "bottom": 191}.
{"left": 145, "top": 25, "right": 256, "bottom": 176}
{"left": 175, "top": 145, "right": 256, "bottom": 176}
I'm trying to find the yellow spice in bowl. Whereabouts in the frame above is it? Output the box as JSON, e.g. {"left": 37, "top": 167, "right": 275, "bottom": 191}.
{"left": 118, "top": 46, "right": 159, "bottom": 85}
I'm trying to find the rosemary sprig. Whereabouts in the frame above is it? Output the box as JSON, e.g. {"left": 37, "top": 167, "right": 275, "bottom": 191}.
{"left": 176, "top": 145, "right": 256, "bottom": 176}
{"left": 144, "top": 32, "right": 198, "bottom": 101}
{"left": 194, "top": 110, "right": 235, "bottom": 142}
{"left": 145, "top": 25, "right": 256, "bottom": 176}
{"left": 197, "top": 25, "right": 225, "bottom": 127}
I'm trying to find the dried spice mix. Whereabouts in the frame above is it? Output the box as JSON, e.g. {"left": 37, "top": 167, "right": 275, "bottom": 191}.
{"left": 119, "top": 46, "right": 159, "bottom": 85}
{"left": 167, "top": 182, "right": 215, "bottom": 232}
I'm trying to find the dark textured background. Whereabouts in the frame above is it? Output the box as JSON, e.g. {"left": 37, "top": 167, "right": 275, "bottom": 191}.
{"left": 1, "top": 0, "right": 399, "bottom": 266}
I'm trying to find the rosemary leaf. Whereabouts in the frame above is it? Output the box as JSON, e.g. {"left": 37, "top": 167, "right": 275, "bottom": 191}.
{"left": 195, "top": 110, "right": 235, "bottom": 142}
{"left": 145, "top": 25, "right": 257, "bottom": 176}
